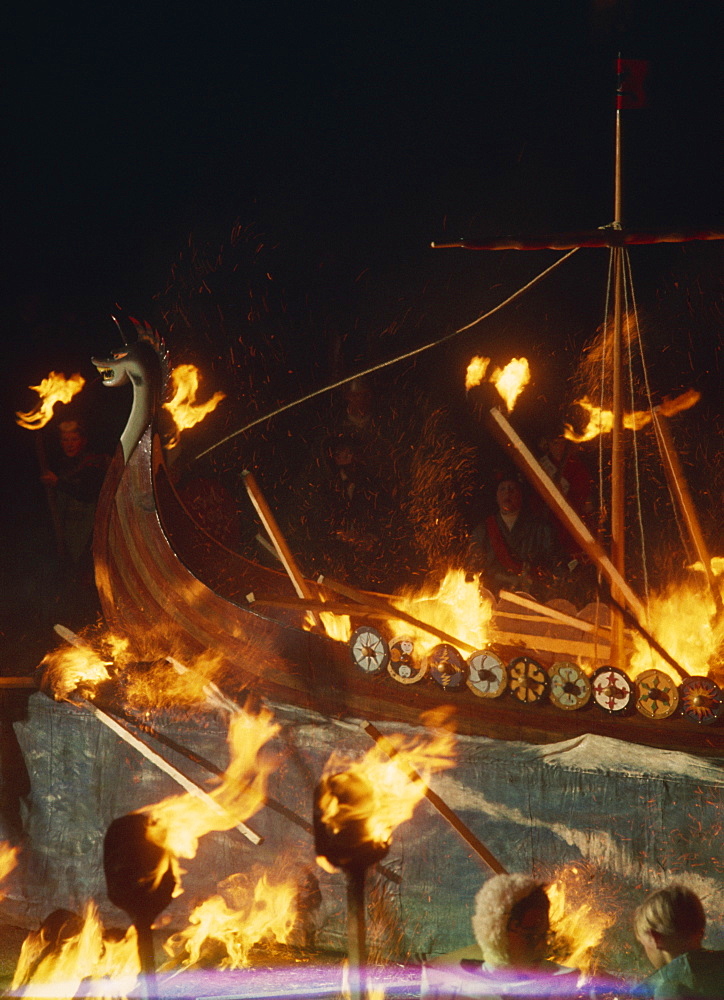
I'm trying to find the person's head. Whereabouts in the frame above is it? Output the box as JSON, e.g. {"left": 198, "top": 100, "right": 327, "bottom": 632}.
{"left": 472, "top": 874, "right": 550, "bottom": 970}
{"left": 634, "top": 885, "right": 706, "bottom": 970}
{"left": 58, "top": 419, "right": 87, "bottom": 458}
{"left": 496, "top": 477, "right": 523, "bottom": 516}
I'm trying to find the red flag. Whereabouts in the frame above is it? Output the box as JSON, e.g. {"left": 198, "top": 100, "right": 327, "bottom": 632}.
{"left": 616, "top": 58, "right": 649, "bottom": 109}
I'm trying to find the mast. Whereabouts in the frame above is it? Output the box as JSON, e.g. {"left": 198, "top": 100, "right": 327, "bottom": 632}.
{"left": 610, "top": 63, "right": 627, "bottom": 667}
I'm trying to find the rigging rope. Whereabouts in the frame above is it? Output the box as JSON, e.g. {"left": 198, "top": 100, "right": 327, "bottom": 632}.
{"left": 194, "top": 248, "right": 580, "bottom": 460}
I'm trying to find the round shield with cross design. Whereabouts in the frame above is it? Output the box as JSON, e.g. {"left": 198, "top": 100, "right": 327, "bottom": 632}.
{"left": 508, "top": 656, "right": 549, "bottom": 704}
{"left": 591, "top": 666, "right": 633, "bottom": 715}
{"left": 635, "top": 668, "right": 680, "bottom": 720}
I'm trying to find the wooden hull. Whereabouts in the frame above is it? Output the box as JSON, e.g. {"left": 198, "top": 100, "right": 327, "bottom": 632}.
{"left": 94, "top": 428, "right": 724, "bottom": 756}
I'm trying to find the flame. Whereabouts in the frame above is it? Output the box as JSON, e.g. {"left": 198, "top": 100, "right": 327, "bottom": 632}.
{"left": 11, "top": 902, "right": 140, "bottom": 996}
{"left": 547, "top": 871, "right": 614, "bottom": 975}
{"left": 15, "top": 372, "right": 86, "bottom": 430}
{"left": 0, "top": 842, "right": 19, "bottom": 902}
{"left": 163, "top": 364, "right": 225, "bottom": 448}
{"left": 689, "top": 556, "right": 724, "bottom": 577}
{"left": 317, "top": 708, "right": 456, "bottom": 867}
{"left": 141, "top": 706, "right": 279, "bottom": 868}
{"left": 490, "top": 357, "right": 530, "bottom": 412}
{"left": 303, "top": 604, "right": 352, "bottom": 642}
{"left": 564, "top": 389, "right": 700, "bottom": 443}
{"left": 40, "top": 645, "right": 113, "bottom": 701}
{"left": 390, "top": 569, "right": 492, "bottom": 654}
{"left": 629, "top": 575, "right": 724, "bottom": 681}
{"left": 162, "top": 870, "right": 298, "bottom": 969}
{"left": 465, "top": 355, "right": 491, "bottom": 390}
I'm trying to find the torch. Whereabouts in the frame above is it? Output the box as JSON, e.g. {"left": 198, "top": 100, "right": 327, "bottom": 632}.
{"left": 103, "top": 812, "right": 177, "bottom": 998}
{"left": 313, "top": 770, "right": 390, "bottom": 1000}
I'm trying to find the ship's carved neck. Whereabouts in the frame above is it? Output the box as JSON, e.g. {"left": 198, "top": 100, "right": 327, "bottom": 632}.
{"left": 121, "top": 370, "right": 156, "bottom": 463}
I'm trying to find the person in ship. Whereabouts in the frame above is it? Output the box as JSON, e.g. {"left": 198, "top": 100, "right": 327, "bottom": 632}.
{"left": 464, "top": 473, "right": 562, "bottom": 601}
{"left": 631, "top": 884, "right": 724, "bottom": 999}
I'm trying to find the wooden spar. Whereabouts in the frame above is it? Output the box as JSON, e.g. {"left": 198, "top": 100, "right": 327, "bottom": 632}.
{"left": 486, "top": 407, "right": 647, "bottom": 622}
{"left": 362, "top": 722, "right": 507, "bottom": 876}
{"left": 318, "top": 575, "right": 479, "bottom": 654}
{"left": 652, "top": 409, "right": 723, "bottom": 616}
{"left": 242, "top": 470, "right": 321, "bottom": 626}
{"left": 0, "top": 678, "right": 36, "bottom": 688}
{"left": 77, "top": 698, "right": 263, "bottom": 844}
{"left": 497, "top": 589, "right": 611, "bottom": 638}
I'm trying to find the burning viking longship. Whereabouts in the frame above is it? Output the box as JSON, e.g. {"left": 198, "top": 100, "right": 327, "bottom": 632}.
{"left": 91, "top": 63, "right": 723, "bottom": 758}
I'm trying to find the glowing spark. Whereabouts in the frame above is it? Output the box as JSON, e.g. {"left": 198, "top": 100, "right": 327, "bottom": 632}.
{"left": 163, "top": 364, "right": 225, "bottom": 448}
{"left": 490, "top": 357, "right": 530, "bottom": 411}
{"left": 15, "top": 372, "right": 86, "bottom": 429}
{"left": 465, "top": 356, "right": 490, "bottom": 391}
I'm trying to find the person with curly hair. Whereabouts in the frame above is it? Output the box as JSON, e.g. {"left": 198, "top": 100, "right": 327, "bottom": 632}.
{"left": 422, "top": 873, "right": 580, "bottom": 999}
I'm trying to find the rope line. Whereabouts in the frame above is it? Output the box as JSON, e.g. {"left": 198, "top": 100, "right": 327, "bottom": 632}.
{"left": 194, "top": 248, "right": 580, "bottom": 460}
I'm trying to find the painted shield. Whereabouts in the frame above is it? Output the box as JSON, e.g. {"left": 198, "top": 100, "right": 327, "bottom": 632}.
{"left": 635, "top": 669, "right": 680, "bottom": 720}
{"left": 349, "top": 625, "right": 390, "bottom": 676}
{"left": 387, "top": 634, "right": 427, "bottom": 684}
{"left": 549, "top": 661, "right": 592, "bottom": 711}
{"left": 591, "top": 666, "right": 633, "bottom": 715}
{"left": 678, "top": 676, "right": 724, "bottom": 725}
{"left": 466, "top": 650, "right": 508, "bottom": 699}
{"left": 508, "top": 656, "right": 549, "bottom": 704}
{"left": 425, "top": 643, "right": 468, "bottom": 692}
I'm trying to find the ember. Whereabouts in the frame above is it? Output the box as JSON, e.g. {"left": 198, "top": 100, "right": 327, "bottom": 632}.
{"left": 15, "top": 371, "right": 86, "bottom": 430}
{"left": 163, "top": 363, "right": 225, "bottom": 448}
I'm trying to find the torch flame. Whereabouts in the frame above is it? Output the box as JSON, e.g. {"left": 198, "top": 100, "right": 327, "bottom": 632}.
{"left": 15, "top": 372, "right": 86, "bottom": 430}
{"left": 547, "top": 872, "right": 615, "bottom": 976}
{"left": 317, "top": 708, "right": 456, "bottom": 868}
{"left": 163, "top": 364, "right": 225, "bottom": 448}
{"left": 11, "top": 902, "right": 140, "bottom": 996}
{"left": 140, "top": 706, "right": 279, "bottom": 869}
{"left": 40, "top": 645, "right": 113, "bottom": 702}
{"left": 465, "top": 356, "right": 491, "bottom": 391}
{"left": 490, "top": 358, "right": 530, "bottom": 412}
{"left": 564, "top": 389, "right": 700, "bottom": 443}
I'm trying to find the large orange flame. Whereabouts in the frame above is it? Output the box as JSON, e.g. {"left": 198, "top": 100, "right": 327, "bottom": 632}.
{"left": 162, "top": 870, "right": 299, "bottom": 969}
{"left": 163, "top": 364, "right": 225, "bottom": 448}
{"left": 490, "top": 358, "right": 530, "bottom": 412}
{"left": 547, "top": 870, "right": 615, "bottom": 976}
{"left": 564, "top": 389, "right": 700, "bottom": 443}
{"left": 15, "top": 372, "right": 86, "bottom": 430}
{"left": 140, "top": 706, "right": 279, "bottom": 873}
{"left": 317, "top": 708, "right": 456, "bottom": 870}
{"left": 629, "top": 574, "right": 724, "bottom": 681}
{"left": 11, "top": 902, "right": 140, "bottom": 996}
{"left": 40, "top": 644, "right": 113, "bottom": 701}
{"left": 390, "top": 569, "right": 493, "bottom": 653}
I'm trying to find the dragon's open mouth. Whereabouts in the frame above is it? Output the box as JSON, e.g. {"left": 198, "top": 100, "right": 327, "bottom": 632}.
{"left": 96, "top": 366, "right": 115, "bottom": 382}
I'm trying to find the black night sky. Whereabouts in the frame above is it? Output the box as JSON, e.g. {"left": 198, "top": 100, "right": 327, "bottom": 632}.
{"left": 1, "top": 1, "right": 722, "bottom": 667}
